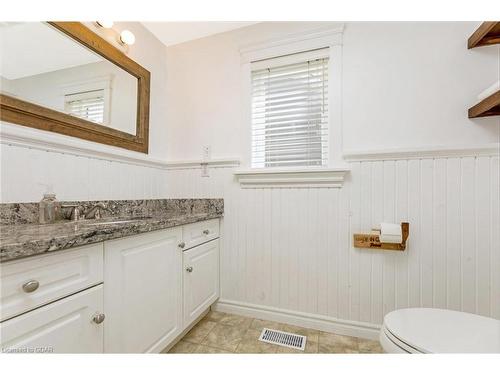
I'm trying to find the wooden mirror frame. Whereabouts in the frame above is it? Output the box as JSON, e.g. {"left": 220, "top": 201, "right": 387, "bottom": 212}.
{"left": 0, "top": 22, "right": 150, "bottom": 153}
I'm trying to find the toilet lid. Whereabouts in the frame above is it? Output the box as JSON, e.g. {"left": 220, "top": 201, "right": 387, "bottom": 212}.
{"left": 383, "top": 308, "right": 500, "bottom": 353}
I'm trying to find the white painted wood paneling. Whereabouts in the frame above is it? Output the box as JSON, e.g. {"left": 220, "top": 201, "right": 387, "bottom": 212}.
{"left": 490, "top": 157, "right": 500, "bottom": 319}
{"left": 166, "top": 156, "right": 500, "bottom": 325}
{"left": 420, "top": 159, "right": 433, "bottom": 308}
{"left": 432, "top": 158, "right": 447, "bottom": 309}
{"left": 394, "top": 160, "right": 408, "bottom": 311}
{"left": 1, "top": 143, "right": 169, "bottom": 203}
{"left": 476, "top": 157, "right": 491, "bottom": 317}
{"left": 370, "top": 161, "right": 384, "bottom": 323}
{"left": 446, "top": 158, "right": 462, "bottom": 311}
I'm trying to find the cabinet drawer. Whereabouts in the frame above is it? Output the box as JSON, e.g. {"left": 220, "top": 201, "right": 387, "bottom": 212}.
{"left": 182, "top": 219, "right": 219, "bottom": 250}
{"left": 0, "top": 284, "right": 104, "bottom": 353}
{"left": 0, "top": 243, "right": 103, "bottom": 322}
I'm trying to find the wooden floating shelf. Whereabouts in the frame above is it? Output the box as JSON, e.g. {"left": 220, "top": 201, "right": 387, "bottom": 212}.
{"left": 468, "top": 90, "right": 500, "bottom": 118}
{"left": 353, "top": 222, "right": 409, "bottom": 252}
{"left": 468, "top": 22, "right": 500, "bottom": 49}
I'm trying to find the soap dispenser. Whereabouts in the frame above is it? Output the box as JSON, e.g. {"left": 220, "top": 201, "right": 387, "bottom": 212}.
{"left": 39, "top": 185, "right": 61, "bottom": 224}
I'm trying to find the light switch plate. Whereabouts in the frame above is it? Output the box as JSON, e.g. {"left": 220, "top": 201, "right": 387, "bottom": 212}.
{"left": 201, "top": 163, "right": 209, "bottom": 177}
{"left": 202, "top": 145, "right": 211, "bottom": 161}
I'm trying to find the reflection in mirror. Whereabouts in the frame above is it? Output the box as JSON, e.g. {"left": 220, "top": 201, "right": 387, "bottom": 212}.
{"left": 0, "top": 22, "right": 138, "bottom": 135}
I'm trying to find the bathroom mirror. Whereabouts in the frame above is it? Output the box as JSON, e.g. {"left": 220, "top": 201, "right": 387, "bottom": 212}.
{"left": 0, "top": 22, "right": 150, "bottom": 153}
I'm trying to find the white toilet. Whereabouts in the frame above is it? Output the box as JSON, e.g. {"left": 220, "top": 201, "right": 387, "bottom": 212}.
{"left": 379, "top": 308, "right": 500, "bottom": 353}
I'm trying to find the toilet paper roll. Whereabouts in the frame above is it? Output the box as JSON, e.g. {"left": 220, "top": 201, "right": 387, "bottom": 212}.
{"left": 380, "top": 222, "right": 402, "bottom": 243}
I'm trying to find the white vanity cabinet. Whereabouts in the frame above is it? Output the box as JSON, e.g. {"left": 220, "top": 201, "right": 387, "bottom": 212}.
{"left": 103, "top": 227, "right": 183, "bottom": 353}
{"left": 0, "top": 218, "right": 221, "bottom": 354}
{"left": 183, "top": 239, "right": 219, "bottom": 327}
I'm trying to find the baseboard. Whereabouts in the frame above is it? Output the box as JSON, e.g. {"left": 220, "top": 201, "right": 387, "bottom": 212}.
{"left": 213, "top": 299, "right": 381, "bottom": 341}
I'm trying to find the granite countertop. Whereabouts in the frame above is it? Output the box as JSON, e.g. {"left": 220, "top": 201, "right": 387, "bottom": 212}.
{"left": 0, "top": 199, "right": 223, "bottom": 263}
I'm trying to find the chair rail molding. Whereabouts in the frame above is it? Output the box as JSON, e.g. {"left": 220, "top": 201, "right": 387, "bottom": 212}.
{"left": 0, "top": 122, "right": 240, "bottom": 170}
{"left": 234, "top": 167, "right": 350, "bottom": 188}
{"left": 165, "top": 159, "right": 241, "bottom": 170}
{"left": 343, "top": 144, "right": 500, "bottom": 162}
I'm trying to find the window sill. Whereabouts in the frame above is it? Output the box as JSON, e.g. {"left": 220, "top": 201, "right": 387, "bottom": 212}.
{"left": 233, "top": 166, "right": 350, "bottom": 188}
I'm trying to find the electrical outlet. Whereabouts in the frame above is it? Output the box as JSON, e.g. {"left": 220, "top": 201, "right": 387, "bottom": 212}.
{"left": 202, "top": 145, "right": 211, "bottom": 161}
{"left": 201, "top": 163, "right": 209, "bottom": 177}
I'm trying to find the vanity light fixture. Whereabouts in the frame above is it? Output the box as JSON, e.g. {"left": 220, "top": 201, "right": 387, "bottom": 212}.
{"left": 95, "top": 21, "right": 114, "bottom": 28}
{"left": 94, "top": 22, "right": 136, "bottom": 48}
{"left": 119, "top": 30, "right": 136, "bottom": 45}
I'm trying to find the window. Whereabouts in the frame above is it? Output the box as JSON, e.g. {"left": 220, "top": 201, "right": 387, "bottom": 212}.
{"left": 64, "top": 89, "right": 106, "bottom": 124}
{"left": 251, "top": 49, "right": 329, "bottom": 168}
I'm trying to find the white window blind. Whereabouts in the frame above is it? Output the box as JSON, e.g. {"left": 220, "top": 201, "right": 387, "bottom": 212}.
{"left": 251, "top": 49, "right": 329, "bottom": 168}
{"left": 64, "top": 89, "right": 105, "bottom": 124}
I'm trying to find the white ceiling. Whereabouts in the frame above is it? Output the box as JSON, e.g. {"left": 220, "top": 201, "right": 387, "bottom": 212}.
{"left": 141, "top": 22, "right": 258, "bottom": 47}
{"left": 0, "top": 23, "right": 102, "bottom": 80}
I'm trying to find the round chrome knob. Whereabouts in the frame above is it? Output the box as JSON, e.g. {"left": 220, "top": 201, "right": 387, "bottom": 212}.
{"left": 92, "top": 313, "right": 105, "bottom": 324}
{"left": 203, "top": 229, "right": 210, "bottom": 235}
{"left": 178, "top": 242, "right": 185, "bottom": 249}
{"left": 186, "top": 266, "right": 193, "bottom": 273}
{"left": 22, "top": 280, "right": 39, "bottom": 293}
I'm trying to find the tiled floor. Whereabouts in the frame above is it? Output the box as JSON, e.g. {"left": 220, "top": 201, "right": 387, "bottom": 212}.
{"left": 166, "top": 310, "right": 384, "bottom": 354}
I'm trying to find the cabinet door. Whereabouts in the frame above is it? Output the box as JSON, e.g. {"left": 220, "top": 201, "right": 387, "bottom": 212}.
{"left": 0, "top": 285, "right": 103, "bottom": 353}
{"left": 183, "top": 239, "right": 219, "bottom": 327}
{"left": 104, "top": 228, "right": 183, "bottom": 353}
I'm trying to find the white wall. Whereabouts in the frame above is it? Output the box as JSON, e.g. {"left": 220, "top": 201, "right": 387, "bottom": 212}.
{"left": 166, "top": 155, "right": 500, "bottom": 331}
{"left": 342, "top": 22, "right": 499, "bottom": 152}
{"left": 165, "top": 22, "right": 499, "bottom": 162}
{"left": 0, "top": 143, "right": 168, "bottom": 202}
{"left": 163, "top": 22, "right": 500, "bottom": 334}
{"left": 1, "top": 22, "right": 170, "bottom": 203}
{"left": 117, "top": 21, "right": 169, "bottom": 161}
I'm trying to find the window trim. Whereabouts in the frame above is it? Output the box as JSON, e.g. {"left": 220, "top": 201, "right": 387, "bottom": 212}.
{"left": 237, "top": 24, "right": 349, "bottom": 188}
{"left": 234, "top": 167, "right": 349, "bottom": 189}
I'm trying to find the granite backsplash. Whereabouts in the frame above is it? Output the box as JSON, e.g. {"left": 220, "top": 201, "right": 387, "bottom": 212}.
{"left": 0, "top": 199, "right": 224, "bottom": 226}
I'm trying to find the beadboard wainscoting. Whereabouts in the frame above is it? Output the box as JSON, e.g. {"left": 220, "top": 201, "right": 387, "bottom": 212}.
{"left": 0, "top": 124, "right": 241, "bottom": 203}
{"left": 0, "top": 142, "right": 170, "bottom": 203}
{"left": 165, "top": 154, "right": 500, "bottom": 338}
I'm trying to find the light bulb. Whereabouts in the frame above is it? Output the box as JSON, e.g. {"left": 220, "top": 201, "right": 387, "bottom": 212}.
{"left": 96, "top": 21, "right": 114, "bottom": 28}
{"left": 119, "top": 30, "right": 135, "bottom": 45}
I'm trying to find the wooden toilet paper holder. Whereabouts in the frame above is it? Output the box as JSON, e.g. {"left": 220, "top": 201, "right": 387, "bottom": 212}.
{"left": 353, "top": 222, "right": 409, "bottom": 251}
